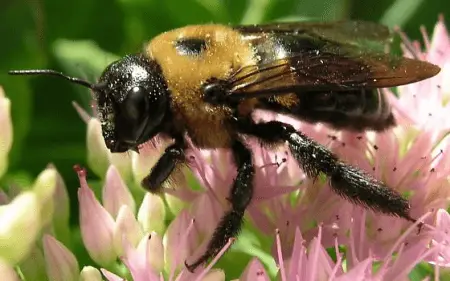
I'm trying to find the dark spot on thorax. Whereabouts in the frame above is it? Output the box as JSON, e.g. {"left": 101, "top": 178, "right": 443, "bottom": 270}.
{"left": 174, "top": 38, "right": 207, "bottom": 56}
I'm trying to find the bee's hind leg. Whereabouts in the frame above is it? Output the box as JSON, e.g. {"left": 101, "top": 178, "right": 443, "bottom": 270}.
{"left": 235, "top": 118, "right": 414, "bottom": 221}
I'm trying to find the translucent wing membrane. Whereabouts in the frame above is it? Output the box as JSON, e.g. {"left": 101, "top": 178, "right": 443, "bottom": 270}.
{"left": 227, "top": 52, "right": 440, "bottom": 98}
{"left": 228, "top": 21, "right": 440, "bottom": 99}
{"left": 236, "top": 20, "right": 393, "bottom": 52}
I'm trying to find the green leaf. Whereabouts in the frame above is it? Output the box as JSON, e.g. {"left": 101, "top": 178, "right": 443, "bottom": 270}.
{"left": 0, "top": 2, "right": 46, "bottom": 169}
{"left": 53, "top": 39, "right": 120, "bottom": 78}
{"left": 380, "top": 0, "right": 427, "bottom": 28}
{"left": 267, "top": 0, "right": 351, "bottom": 23}
{"left": 240, "top": 0, "right": 272, "bottom": 24}
{"left": 52, "top": 39, "right": 120, "bottom": 109}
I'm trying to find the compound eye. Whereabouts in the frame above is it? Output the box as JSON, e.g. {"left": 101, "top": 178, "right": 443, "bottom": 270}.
{"left": 123, "top": 86, "right": 149, "bottom": 121}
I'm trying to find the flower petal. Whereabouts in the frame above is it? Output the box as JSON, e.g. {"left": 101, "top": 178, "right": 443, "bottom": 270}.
{"left": 334, "top": 258, "right": 372, "bottom": 281}
{"left": 239, "top": 258, "right": 270, "bottom": 281}
{"left": 428, "top": 17, "right": 450, "bottom": 66}
{"left": 305, "top": 230, "right": 335, "bottom": 280}
{"left": 163, "top": 209, "right": 197, "bottom": 274}
{"left": 101, "top": 268, "right": 128, "bottom": 281}
{"left": 121, "top": 234, "right": 160, "bottom": 281}
{"left": 382, "top": 239, "right": 437, "bottom": 280}
{"left": 429, "top": 209, "right": 450, "bottom": 266}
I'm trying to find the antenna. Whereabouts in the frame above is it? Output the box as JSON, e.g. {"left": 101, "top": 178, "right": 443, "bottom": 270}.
{"left": 8, "top": 69, "right": 95, "bottom": 90}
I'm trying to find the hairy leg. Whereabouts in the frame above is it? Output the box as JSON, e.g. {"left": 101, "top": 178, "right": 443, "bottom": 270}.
{"left": 236, "top": 119, "right": 413, "bottom": 221}
{"left": 185, "top": 139, "right": 254, "bottom": 271}
{"left": 141, "top": 138, "right": 185, "bottom": 193}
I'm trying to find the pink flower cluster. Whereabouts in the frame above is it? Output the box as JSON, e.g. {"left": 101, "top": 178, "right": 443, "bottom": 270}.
{"left": 48, "top": 17, "right": 450, "bottom": 281}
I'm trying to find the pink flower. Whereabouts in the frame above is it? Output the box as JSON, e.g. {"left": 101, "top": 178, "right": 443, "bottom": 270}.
{"left": 43, "top": 234, "right": 104, "bottom": 281}
{"left": 333, "top": 17, "right": 450, "bottom": 258}
{"left": 101, "top": 225, "right": 228, "bottom": 281}
{"left": 238, "top": 17, "right": 450, "bottom": 261}
{"left": 74, "top": 163, "right": 229, "bottom": 280}
{"left": 167, "top": 137, "right": 302, "bottom": 237}
{"left": 76, "top": 166, "right": 117, "bottom": 266}
{"left": 68, "top": 17, "right": 450, "bottom": 281}
{"left": 391, "top": 15, "right": 450, "bottom": 128}
{"left": 427, "top": 209, "right": 450, "bottom": 267}
{"left": 248, "top": 215, "right": 447, "bottom": 281}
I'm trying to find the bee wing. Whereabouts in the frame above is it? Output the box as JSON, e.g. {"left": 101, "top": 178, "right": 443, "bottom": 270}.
{"left": 227, "top": 52, "right": 440, "bottom": 98}
{"left": 227, "top": 21, "right": 440, "bottom": 99}
{"left": 236, "top": 20, "right": 393, "bottom": 49}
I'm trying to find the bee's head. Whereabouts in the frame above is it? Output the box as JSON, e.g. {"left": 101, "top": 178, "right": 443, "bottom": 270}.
{"left": 9, "top": 54, "right": 170, "bottom": 153}
{"left": 95, "top": 54, "right": 169, "bottom": 152}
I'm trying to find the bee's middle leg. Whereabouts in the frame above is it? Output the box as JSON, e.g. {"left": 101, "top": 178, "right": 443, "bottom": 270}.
{"left": 185, "top": 138, "right": 254, "bottom": 272}
{"left": 141, "top": 138, "right": 185, "bottom": 193}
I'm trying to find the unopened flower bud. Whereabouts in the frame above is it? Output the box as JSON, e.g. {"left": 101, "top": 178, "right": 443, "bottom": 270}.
{"left": 201, "top": 269, "right": 226, "bottom": 281}
{"left": 113, "top": 205, "right": 143, "bottom": 256}
{"left": 140, "top": 232, "right": 164, "bottom": 273}
{"left": 0, "top": 192, "right": 41, "bottom": 264}
{"left": 0, "top": 87, "right": 12, "bottom": 178}
{"left": 18, "top": 247, "right": 47, "bottom": 281}
{"left": 100, "top": 268, "right": 124, "bottom": 281}
{"left": 164, "top": 185, "right": 188, "bottom": 216}
{"left": 86, "top": 118, "right": 111, "bottom": 177}
{"left": 43, "top": 235, "right": 79, "bottom": 281}
{"left": 32, "top": 167, "right": 57, "bottom": 226}
{"left": 0, "top": 258, "right": 19, "bottom": 281}
{"left": 79, "top": 266, "right": 102, "bottom": 281}
{"left": 137, "top": 193, "right": 166, "bottom": 235}
{"left": 76, "top": 167, "right": 116, "bottom": 266}
{"left": 50, "top": 166, "right": 70, "bottom": 243}
{"left": 109, "top": 153, "right": 132, "bottom": 182}
{"left": 103, "top": 165, "right": 135, "bottom": 218}
{"left": 0, "top": 190, "right": 9, "bottom": 205}
{"left": 86, "top": 118, "right": 131, "bottom": 179}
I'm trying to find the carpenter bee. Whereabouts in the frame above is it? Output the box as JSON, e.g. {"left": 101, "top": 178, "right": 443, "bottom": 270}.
{"left": 9, "top": 21, "right": 440, "bottom": 271}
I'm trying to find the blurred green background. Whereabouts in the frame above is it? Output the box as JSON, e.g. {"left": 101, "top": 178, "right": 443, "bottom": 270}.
{"left": 0, "top": 0, "right": 448, "bottom": 225}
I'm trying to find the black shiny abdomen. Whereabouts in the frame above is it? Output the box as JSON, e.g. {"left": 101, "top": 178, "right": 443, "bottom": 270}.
{"left": 260, "top": 89, "right": 395, "bottom": 131}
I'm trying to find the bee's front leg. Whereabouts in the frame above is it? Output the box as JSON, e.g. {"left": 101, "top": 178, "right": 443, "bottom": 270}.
{"left": 141, "top": 138, "right": 185, "bottom": 194}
